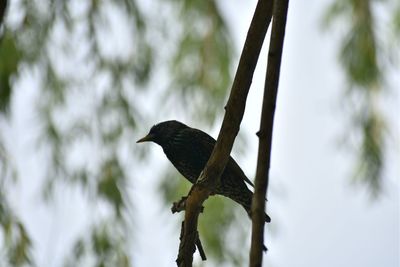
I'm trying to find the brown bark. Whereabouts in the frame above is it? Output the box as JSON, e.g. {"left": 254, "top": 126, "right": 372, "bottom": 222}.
{"left": 175, "top": 0, "right": 274, "bottom": 266}
{"left": 249, "top": 0, "right": 289, "bottom": 266}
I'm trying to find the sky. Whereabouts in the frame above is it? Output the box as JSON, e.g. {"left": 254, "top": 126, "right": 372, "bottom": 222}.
{"left": 5, "top": 0, "right": 399, "bottom": 267}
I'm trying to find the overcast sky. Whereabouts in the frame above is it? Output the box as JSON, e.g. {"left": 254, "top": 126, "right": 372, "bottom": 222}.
{"left": 8, "top": 0, "right": 399, "bottom": 267}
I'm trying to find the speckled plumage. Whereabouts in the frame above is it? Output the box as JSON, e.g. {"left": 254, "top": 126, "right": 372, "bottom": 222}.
{"left": 137, "top": 120, "right": 270, "bottom": 223}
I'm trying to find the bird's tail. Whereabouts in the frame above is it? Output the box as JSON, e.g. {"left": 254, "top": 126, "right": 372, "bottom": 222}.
{"left": 233, "top": 190, "right": 271, "bottom": 223}
{"left": 217, "top": 181, "right": 271, "bottom": 223}
{"left": 243, "top": 204, "right": 271, "bottom": 223}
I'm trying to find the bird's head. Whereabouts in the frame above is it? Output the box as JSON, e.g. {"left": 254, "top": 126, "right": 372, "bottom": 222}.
{"left": 136, "top": 120, "right": 188, "bottom": 146}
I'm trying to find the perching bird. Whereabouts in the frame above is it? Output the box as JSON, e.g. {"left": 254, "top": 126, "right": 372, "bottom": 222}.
{"left": 137, "top": 120, "right": 271, "bottom": 223}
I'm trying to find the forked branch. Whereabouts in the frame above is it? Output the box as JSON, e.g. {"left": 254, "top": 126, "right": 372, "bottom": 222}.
{"left": 175, "top": 0, "right": 274, "bottom": 266}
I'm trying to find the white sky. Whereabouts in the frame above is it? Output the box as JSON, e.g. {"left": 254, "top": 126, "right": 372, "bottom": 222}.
{"left": 5, "top": 0, "right": 399, "bottom": 267}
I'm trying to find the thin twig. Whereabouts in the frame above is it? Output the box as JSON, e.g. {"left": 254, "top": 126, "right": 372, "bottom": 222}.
{"left": 195, "top": 232, "right": 207, "bottom": 261}
{"left": 172, "top": 197, "right": 187, "bottom": 213}
{"left": 177, "top": 222, "right": 207, "bottom": 263}
{"left": 249, "top": 0, "right": 289, "bottom": 266}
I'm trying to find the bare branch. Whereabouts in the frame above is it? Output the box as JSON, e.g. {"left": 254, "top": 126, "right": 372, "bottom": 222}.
{"left": 171, "top": 197, "right": 188, "bottom": 214}
{"left": 176, "top": 186, "right": 210, "bottom": 266}
{"left": 175, "top": 0, "right": 274, "bottom": 266}
{"left": 249, "top": 0, "right": 289, "bottom": 266}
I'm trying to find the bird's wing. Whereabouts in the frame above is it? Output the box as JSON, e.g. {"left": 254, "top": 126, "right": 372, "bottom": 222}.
{"left": 227, "top": 158, "right": 255, "bottom": 188}
{"left": 176, "top": 128, "right": 215, "bottom": 172}
{"left": 182, "top": 127, "right": 215, "bottom": 160}
{"left": 185, "top": 128, "right": 255, "bottom": 188}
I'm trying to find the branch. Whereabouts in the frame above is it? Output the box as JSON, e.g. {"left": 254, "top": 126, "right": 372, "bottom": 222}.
{"left": 249, "top": 0, "right": 289, "bottom": 266}
{"left": 177, "top": 222, "right": 207, "bottom": 263}
{"left": 176, "top": 0, "right": 274, "bottom": 266}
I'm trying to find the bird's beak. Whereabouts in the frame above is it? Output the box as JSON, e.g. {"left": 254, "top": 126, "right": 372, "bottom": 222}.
{"left": 136, "top": 133, "right": 154, "bottom": 143}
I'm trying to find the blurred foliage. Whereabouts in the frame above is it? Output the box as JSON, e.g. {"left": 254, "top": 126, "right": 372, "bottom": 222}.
{"left": 0, "top": 32, "right": 21, "bottom": 114}
{"left": 0, "top": 193, "right": 32, "bottom": 267}
{"left": 323, "top": 0, "right": 399, "bottom": 194}
{"left": 97, "top": 158, "right": 126, "bottom": 217}
{"left": 63, "top": 219, "right": 132, "bottom": 267}
{"left": 0, "top": 0, "right": 236, "bottom": 266}
{"left": 0, "top": 0, "right": 398, "bottom": 266}
{"left": 167, "top": 0, "right": 233, "bottom": 122}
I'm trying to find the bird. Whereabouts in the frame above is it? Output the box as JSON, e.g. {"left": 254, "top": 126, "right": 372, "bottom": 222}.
{"left": 137, "top": 120, "right": 271, "bottom": 223}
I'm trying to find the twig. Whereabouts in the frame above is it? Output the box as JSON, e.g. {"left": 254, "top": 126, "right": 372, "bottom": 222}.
{"left": 176, "top": 185, "right": 210, "bottom": 266}
{"left": 177, "top": 222, "right": 207, "bottom": 263}
{"left": 195, "top": 231, "right": 207, "bottom": 261}
{"left": 171, "top": 197, "right": 187, "bottom": 213}
{"left": 249, "top": 0, "right": 289, "bottom": 266}
{"left": 175, "top": 0, "right": 274, "bottom": 266}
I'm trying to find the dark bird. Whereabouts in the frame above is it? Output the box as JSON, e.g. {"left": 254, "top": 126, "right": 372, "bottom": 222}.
{"left": 137, "top": 120, "right": 271, "bottom": 223}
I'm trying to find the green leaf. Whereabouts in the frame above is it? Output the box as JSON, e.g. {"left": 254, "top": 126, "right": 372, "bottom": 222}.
{"left": 98, "top": 159, "right": 124, "bottom": 216}
{"left": 0, "top": 32, "right": 21, "bottom": 114}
